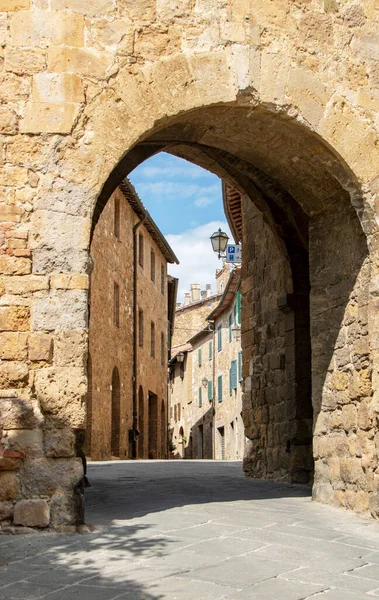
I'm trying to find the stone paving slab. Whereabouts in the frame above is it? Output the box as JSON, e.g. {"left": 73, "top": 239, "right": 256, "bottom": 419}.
{"left": 1, "top": 460, "right": 379, "bottom": 600}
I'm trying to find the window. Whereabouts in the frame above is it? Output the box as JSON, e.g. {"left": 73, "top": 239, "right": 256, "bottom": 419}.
{"left": 198, "top": 387, "right": 202, "bottom": 407}
{"left": 217, "top": 375, "right": 223, "bottom": 403}
{"left": 151, "top": 321, "right": 155, "bottom": 357}
{"left": 233, "top": 302, "right": 237, "bottom": 324}
{"left": 238, "top": 351, "right": 243, "bottom": 382}
{"left": 208, "top": 340, "right": 213, "bottom": 360}
{"left": 217, "top": 324, "right": 222, "bottom": 352}
{"left": 114, "top": 197, "right": 120, "bottom": 240}
{"left": 161, "top": 332, "right": 165, "bottom": 366}
{"left": 138, "top": 309, "right": 144, "bottom": 347}
{"left": 207, "top": 380, "right": 212, "bottom": 401}
{"left": 178, "top": 403, "right": 181, "bottom": 420}
{"left": 229, "top": 360, "right": 237, "bottom": 395}
{"left": 174, "top": 404, "right": 177, "bottom": 421}
{"left": 139, "top": 233, "right": 144, "bottom": 267}
{"left": 198, "top": 348, "right": 202, "bottom": 366}
{"left": 228, "top": 314, "right": 232, "bottom": 342}
{"left": 161, "top": 264, "right": 165, "bottom": 295}
{"left": 113, "top": 282, "right": 120, "bottom": 327}
{"left": 237, "top": 291, "right": 241, "bottom": 324}
{"left": 150, "top": 250, "right": 155, "bottom": 282}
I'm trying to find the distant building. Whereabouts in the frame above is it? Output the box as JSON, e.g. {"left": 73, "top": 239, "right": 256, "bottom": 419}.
{"left": 169, "top": 264, "right": 245, "bottom": 460}
{"left": 87, "top": 179, "right": 178, "bottom": 461}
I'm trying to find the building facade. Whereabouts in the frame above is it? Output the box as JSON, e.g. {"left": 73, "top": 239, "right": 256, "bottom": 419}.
{"left": 88, "top": 180, "right": 178, "bottom": 461}
{"left": 169, "top": 266, "right": 245, "bottom": 460}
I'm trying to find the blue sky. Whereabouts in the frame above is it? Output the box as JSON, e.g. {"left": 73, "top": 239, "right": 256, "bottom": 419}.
{"left": 129, "top": 152, "right": 232, "bottom": 303}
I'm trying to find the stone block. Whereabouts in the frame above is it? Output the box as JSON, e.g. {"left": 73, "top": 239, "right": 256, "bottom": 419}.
{"left": 0, "top": 398, "right": 41, "bottom": 430}
{"left": 19, "top": 457, "right": 83, "bottom": 497}
{"left": 28, "top": 333, "right": 52, "bottom": 361}
{"left": 13, "top": 499, "right": 49, "bottom": 527}
{"left": 0, "top": 472, "right": 19, "bottom": 501}
{"left": 0, "top": 306, "right": 30, "bottom": 331}
{"left": 1, "top": 275, "right": 49, "bottom": 295}
{"left": 50, "top": 273, "right": 89, "bottom": 290}
{"left": 330, "top": 371, "right": 349, "bottom": 391}
{"left": 54, "top": 330, "right": 87, "bottom": 367}
{"left": 20, "top": 102, "right": 80, "bottom": 135}
{"left": 0, "top": 361, "right": 29, "bottom": 388}
{"left": 4, "top": 48, "right": 46, "bottom": 74}
{"left": 48, "top": 47, "right": 113, "bottom": 77}
{"left": 0, "top": 333, "right": 28, "bottom": 360}
{"left": 0, "top": 107, "right": 18, "bottom": 135}
{"left": 0, "top": 501, "right": 14, "bottom": 521}
{"left": 31, "top": 291, "right": 88, "bottom": 332}
{"left": 119, "top": 0, "right": 155, "bottom": 20}
{"left": 0, "top": 0, "right": 29, "bottom": 8}
{"left": 5, "top": 429, "right": 44, "bottom": 458}
{"left": 44, "top": 428, "right": 76, "bottom": 457}
{"left": 49, "top": 492, "right": 81, "bottom": 528}
{"left": 32, "top": 73, "right": 84, "bottom": 104}
{"left": 51, "top": 0, "right": 115, "bottom": 15}
{"left": 0, "top": 256, "right": 31, "bottom": 276}
{"left": 10, "top": 10, "right": 84, "bottom": 47}
{"left": 34, "top": 367, "right": 86, "bottom": 427}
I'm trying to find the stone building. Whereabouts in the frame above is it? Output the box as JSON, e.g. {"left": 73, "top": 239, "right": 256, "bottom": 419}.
{"left": 88, "top": 179, "right": 178, "bottom": 461}
{"left": 169, "top": 265, "right": 244, "bottom": 460}
{"left": 1, "top": 0, "right": 379, "bottom": 529}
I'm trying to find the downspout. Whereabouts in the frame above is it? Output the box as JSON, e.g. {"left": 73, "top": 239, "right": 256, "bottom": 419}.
{"left": 211, "top": 322, "right": 216, "bottom": 460}
{"left": 132, "top": 213, "right": 147, "bottom": 459}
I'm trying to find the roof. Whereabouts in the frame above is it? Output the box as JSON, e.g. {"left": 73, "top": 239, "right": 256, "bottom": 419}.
{"left": 176, "top": 293, "right": 221, "bottom": 314}
{"left": 222, "top": 181, "right": 242, "bottom": 243}
{"left": 119, "top": 178, "right": 179, "bottom": 265}
{"left": 187, "top": 326, "right": 213, "bottom": 347}
{"left": 169, "top": 342, "right": 192, "bottom": 365}
{"left": 207, "top": 267, "right": 241, "bottom": 322}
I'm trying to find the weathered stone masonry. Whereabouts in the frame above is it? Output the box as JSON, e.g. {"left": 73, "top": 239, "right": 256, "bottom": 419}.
{"left": 1, "top": 0, "right": 379, "bottom": 528}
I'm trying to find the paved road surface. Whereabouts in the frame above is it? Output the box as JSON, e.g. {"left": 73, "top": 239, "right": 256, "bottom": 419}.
{"left": 1, "top": 460, "right": 379, "bottom": 599}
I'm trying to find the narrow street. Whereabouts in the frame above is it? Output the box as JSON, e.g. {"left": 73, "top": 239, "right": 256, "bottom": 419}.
{"left": 1, "top": 461, "right": 379, "bottom": 600}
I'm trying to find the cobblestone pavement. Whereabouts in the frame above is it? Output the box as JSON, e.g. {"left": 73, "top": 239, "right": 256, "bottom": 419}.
{"left": 1, "top": 461, "right": 379, "bottom": 599}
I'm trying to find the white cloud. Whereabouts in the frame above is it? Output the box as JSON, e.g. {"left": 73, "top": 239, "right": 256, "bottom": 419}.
{"left": 166, "top": 220, "right": 233, "bottom": 304}
{"left": 139, "top": 163, "right": 206, "bottom": 180}
{"left": 136, "top": 181, "right": 220, "bottom": 203}
{"left": 194, "top": 196, "right": 215, "bottom": 208}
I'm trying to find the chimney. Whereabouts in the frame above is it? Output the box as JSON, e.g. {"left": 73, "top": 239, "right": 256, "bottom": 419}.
{"left": 190, "top": 283, "right": 201, "bottom": 303}
{"left": 206, "top": 284, "right": 212, "bottom": 297}
{"left": 176, "top": 302, "right": 182, "bottom": 310}
{"left": 201, "top": 290, "right": 207, "bottom": 300}
{"left": 183, "top": 293, "right": 191, "bottom": 306}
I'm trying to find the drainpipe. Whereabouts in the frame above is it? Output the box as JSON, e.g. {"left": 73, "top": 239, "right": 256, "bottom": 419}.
{"left": 132, "top": 214, "right": 146, "bottom": 459}
{"left": 211, "top": 322, "right": 216, "bottom": 460}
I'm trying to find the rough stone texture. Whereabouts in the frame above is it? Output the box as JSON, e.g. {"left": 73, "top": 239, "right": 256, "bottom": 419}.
{"left": 44, "top": 428, "right": 76, "bottom": 458}
{"left": 0, "top": 0, "right": 379, "bottom": 528}
{"left": 13, "top": 499, "right": 50, "bottom": 527}
{"left": 0, "top": 472, "right": 19, "bottom": 501}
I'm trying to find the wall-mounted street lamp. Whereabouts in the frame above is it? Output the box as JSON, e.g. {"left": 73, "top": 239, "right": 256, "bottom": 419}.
{"left": 176, "top": 352, "right": 185, "bottom": 363}
{"left": 201, "top": 377, "right": 209, "bottom": 388}
{"left": 210, "top": 228, "right": 229, "bottom": 259}
{"left": 232, "top": 324, "right": 241, "bottom": 341}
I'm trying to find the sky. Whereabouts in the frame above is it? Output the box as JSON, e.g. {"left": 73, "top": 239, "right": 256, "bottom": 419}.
{"left": 129, "top": 152, "right": 232, "bottom": 303}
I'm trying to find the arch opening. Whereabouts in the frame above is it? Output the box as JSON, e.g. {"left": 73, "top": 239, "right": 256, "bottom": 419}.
{"left": 91, "top": 102, "right": 370, "bottom": 498}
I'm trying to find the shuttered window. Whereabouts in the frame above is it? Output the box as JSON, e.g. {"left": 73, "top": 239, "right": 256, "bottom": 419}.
{"left": 217, "top": 375, "right": 223, "bottom": 403}
{"left": 238, "top": 351, "right": 243, "bottom": 382}
{"left": 198, "top": 387, "right": 202, "bottom": 407}
{"left": 228, "top": 314, "right": 232, "bottom": 342}
{"left": 207, "top": 380, "right": 212, "bottom": 401}
{"left": 208, "top": 340, "right": 213, "bottom": 360}
{"left": 217, "top": 324, "right": 222, "bottom": 352}
{"left": 229, "top": 360, "right": 237, "bottom": 395}
{"left": 237, "top": 291, "right": 241, "bottom": 324}
{"left": 198, "top": 348, "right": 202, "bottom": 366}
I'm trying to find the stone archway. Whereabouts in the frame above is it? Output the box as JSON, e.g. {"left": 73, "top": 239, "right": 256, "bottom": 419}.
{"left": 1, "top": 2, "right": 379, "bottom": 529}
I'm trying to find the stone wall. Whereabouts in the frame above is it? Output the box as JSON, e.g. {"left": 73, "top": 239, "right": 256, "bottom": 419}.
{"left": 1, "top": 0, "right": 379, "bottom": 527}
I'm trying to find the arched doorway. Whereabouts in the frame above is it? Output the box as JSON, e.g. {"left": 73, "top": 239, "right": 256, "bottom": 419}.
{"left": 111, "top": 367, "right": 121, "bottom": 458}
{"left": 179, "top": 427, "right": 185, "bottom": 459}
{"left": 160, "top": 400, "right": 166, "bottom": 459}
{"left": 138, "top": 386, "right": 144, "bottom": 459}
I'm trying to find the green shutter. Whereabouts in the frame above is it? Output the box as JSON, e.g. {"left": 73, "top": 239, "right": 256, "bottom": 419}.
{"left": 199, "top": 387, "right": 202, "bottom": 407}
{"left": 228, "top": 314, "right": 232, "bottom": 342}
{"left": 217, "top": 325, "right": 222, "bottom": 351}
{"left": 231, "top": 360, "right": 237, "bottom": 391}
{"left": 229, "top": 365, "right": 232, "bottom": 396}
{"left": 238, "top": 351, "right": 243, "bottom": 382}
{"left": 237, "top": 292, "right": 241, "bottom": 324}
{"left": 233, "top": 302, "right": 237, "bottom": 324}
{"left": 208, "top": 380, "right": 212, "bottom": 401}
{"left": 209, "top": 340, "right": 212, "bottom": 359}
{"left": 218, "top": 375, "right": 223, "bottom": 403}
{"left": 198, "top": 348, "right": 202, "bottom": 366}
